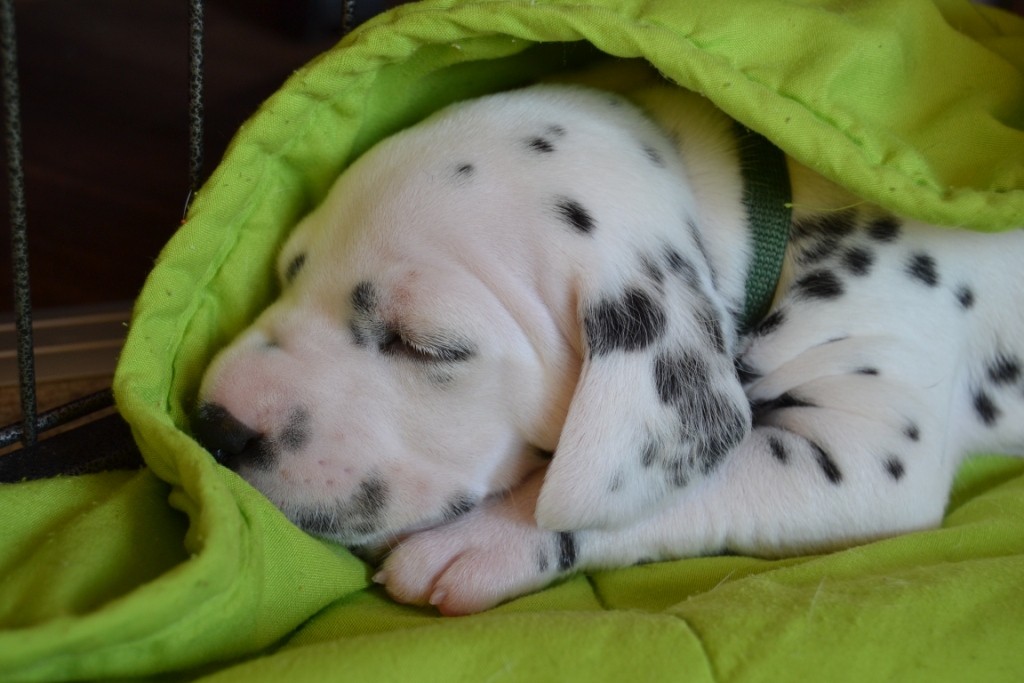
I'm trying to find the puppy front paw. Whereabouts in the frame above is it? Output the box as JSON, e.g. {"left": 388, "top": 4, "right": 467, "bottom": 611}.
{"left": 376, "top": 496, "right": 569, "bottom": 615}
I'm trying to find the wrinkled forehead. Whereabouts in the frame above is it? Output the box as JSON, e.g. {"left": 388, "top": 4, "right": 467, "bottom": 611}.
{"left": 272, "top": 212, "right": 507, "bottom": 348}
{"left": 275, "top": 138, "right": 479, "bottom": 289}
{"left": 273, "top": 204, "right": 514, "bottom": 336}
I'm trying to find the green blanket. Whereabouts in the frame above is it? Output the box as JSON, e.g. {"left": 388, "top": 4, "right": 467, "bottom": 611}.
{"left": 3, "top": 0, "right": 1023, "bottom": 680}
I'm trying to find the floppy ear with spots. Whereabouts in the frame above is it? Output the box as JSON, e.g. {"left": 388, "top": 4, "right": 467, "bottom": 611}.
{"left": 534, "top": 249, "right": 752, "bottom": 531}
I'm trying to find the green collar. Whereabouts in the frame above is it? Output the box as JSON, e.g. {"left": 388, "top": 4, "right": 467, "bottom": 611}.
{"left": 734, "top": 124, "right": 792, "bottom": 334}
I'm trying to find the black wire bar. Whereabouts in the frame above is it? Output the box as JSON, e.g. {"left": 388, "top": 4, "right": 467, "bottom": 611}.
{"left": 0, "top": 387, "right": 115, "bottom": 449}
{"left": 188, "top": 0, "right": 204, "bottom": 195}
{"left": 341, "top": 1, "right": 358, "bottom": 36}
{"left": 1, "top": 0, "right": 38, "bottom": 446}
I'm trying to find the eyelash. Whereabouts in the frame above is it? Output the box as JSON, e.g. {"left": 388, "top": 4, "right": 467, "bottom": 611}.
{"left": 379, "top": 329, "right": 474, "bottom": 363}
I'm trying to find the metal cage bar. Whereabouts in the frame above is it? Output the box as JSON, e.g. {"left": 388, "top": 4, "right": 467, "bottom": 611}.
{"left": 188, "top": 0, "right": 205, "bottom": 196}
{"left": 1, "top": 0, "right": 38, "bottom": 447}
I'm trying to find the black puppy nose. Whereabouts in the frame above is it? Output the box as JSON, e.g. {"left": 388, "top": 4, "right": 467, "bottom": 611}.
{"left": 193, "top": 402, "right": 261, "bottom": 465}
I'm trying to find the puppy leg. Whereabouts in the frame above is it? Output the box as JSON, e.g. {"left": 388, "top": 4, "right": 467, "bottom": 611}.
{"left": 536, "top": 246, "right": 750, "bottom": 531}
{"left": 380, "top": 403, "right": 953, "bottom": 615}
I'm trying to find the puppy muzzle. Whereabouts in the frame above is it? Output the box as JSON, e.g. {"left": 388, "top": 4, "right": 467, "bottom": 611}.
{"left": 192, "top": 402, "right": 272, "bottom": 469}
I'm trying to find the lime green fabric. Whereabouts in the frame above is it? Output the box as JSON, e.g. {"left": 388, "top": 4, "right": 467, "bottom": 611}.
{"left": 2, "top": 0, "right": 1024, "bottom": 680}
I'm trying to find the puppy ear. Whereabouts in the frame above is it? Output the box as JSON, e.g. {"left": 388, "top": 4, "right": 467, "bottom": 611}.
{"left": 534, "top": 248, "right": 751, "bottom": 531}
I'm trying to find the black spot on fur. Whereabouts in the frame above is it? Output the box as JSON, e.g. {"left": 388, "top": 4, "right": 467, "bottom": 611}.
{"left": 654, "top": 351, "right": 710, "bottom": 405}
{"left": 538, "top": 550, "right": 550, "bottom": 573}
{"left": 351, "top": 281, "right": 378, "bottom": 315}
{"left": 641, "top": 441, "right": 658, "bottom": 468}
{"left": 904, "top": 423, "right": 921, "bottom": 442}
{"left": 444, "top": 494, "right": 477, "bottom": 521}
{"left": 546, "top": 124, "right": 566, "bottom": 138}
{"left": 809, "top": 442, "right": 843, "bottom": 484}
{"left": 791, "top": 212, "right": 858, "bottom": 265}
{"left": 641, "top": 255, "right": 665, "bottom": 287}
{"left": 906, "top": 253, "right": 940, "bottom": 287}
{"left": 822, "top": 210, "right": 859, "bottom": 236}
{"left": 526, "top": 136, "right": 555, "bottom": 153}
{"left": 955, "top": 285, "right": 975, "bottom": 310}
{"left": 608, "top": 471, "right": 625, "bottom": 493}
{"left": 643, "top": 144, "right": 664, "bottom": 166}
{"left": 354, "top": 478, "right": 389, "bottom": 519}
{"left": 652, "top": 351, "right": 747, "bottom": 477}
{"left": 293, "top": 477, "right": 390, "bottom": 539}
{"left": 585, "top": 288, "right": 666, "bottom": 356}
{"left": 854, "top": 367, "right": 880, "bottom": 376}
{"left": 768, "top": 435, "right": 788, "bottom": 463}
{"left": 284, "top": 253, "right": 307, "bottom": 284}
{"left": 453, "top": 163, "right": 475, "bottom": 179}
{"left": 666, "top": 457, "right": 690, "bottom": 488}
{"left": 842, "top": 247, "right": 874, "bottom": 276}
{"left": 699, "top": 407, "right": 748, "bottom": 472}
{"left": 791, "top": 210, "right": 858, "bottom": 242}
{"left": 794, "top": 270, "right": 844, "bottom": 300}
{"left": 554, "top": 197, "right": 595, "bottom": 234}
{"left": 662, "top": 245, "right": 701, "bottom": 290}
{"left": 973, "top": 390, "right": 1001, "bottom": 426}
{"left": 798, "top": 235, "right": 843, "bottom": 265}
{"left": 867, "top": 217, "right": 902, "bottom": 242}
{"left": 753, "top": 309, "right": 786, "bottom": 337}
{"left": 988, "top": 353, "right": 1021, "bottom": 385}
{"left": 884, "top": 457, "right": 906, "bottom": 481}
{"left": 278, "top": 407, "right": 311, "bottom": 452}
{"left": 556, "top": 532, "right": 577, "bottom": 571}
{"left": 293, "top": 510, "right": 335, "bottom": 536}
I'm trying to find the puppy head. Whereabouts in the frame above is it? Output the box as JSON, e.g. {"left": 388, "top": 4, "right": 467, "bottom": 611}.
{"left": 193, "top": 98, "right": 582, "bottom": 550}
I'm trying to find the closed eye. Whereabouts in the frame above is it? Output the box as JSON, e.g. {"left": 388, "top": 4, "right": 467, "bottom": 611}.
{"left": 379, "top": 329, "right": 475, "bottom": 363}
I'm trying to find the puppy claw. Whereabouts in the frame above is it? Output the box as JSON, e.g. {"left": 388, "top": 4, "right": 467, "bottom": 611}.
{"left": 371, "top": 570, "right": 388, "bottom": 584}
{"left": 428, "top": 589, "right": 447, "bottom": 606}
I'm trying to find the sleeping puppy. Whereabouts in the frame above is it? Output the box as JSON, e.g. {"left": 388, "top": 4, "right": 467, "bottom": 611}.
{"left": 194, "top": 77, "right": 1024, "bottom": 615}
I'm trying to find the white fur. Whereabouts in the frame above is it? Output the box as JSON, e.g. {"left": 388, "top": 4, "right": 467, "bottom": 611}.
{"left": 197, "top": 80, "right": 1024, "bottom": 615}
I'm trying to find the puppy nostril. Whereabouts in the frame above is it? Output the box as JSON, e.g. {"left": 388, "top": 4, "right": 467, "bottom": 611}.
{"left": 193, "top": 402, "right": 261, "bottom": 464}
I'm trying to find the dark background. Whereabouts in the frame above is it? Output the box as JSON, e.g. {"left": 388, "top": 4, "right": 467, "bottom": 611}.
{"left": 0, "top": 0, "right": 346, "bottom": 312}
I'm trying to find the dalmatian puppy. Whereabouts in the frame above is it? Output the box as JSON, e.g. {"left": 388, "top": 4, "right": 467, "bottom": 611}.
{"left": 194, "top": 77, "right": 1024, "bottom": 616}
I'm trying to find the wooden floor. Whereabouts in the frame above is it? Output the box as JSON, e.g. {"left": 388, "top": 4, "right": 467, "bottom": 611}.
{"left": 0, "top": 375, "right": 112, "bottom": 427}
